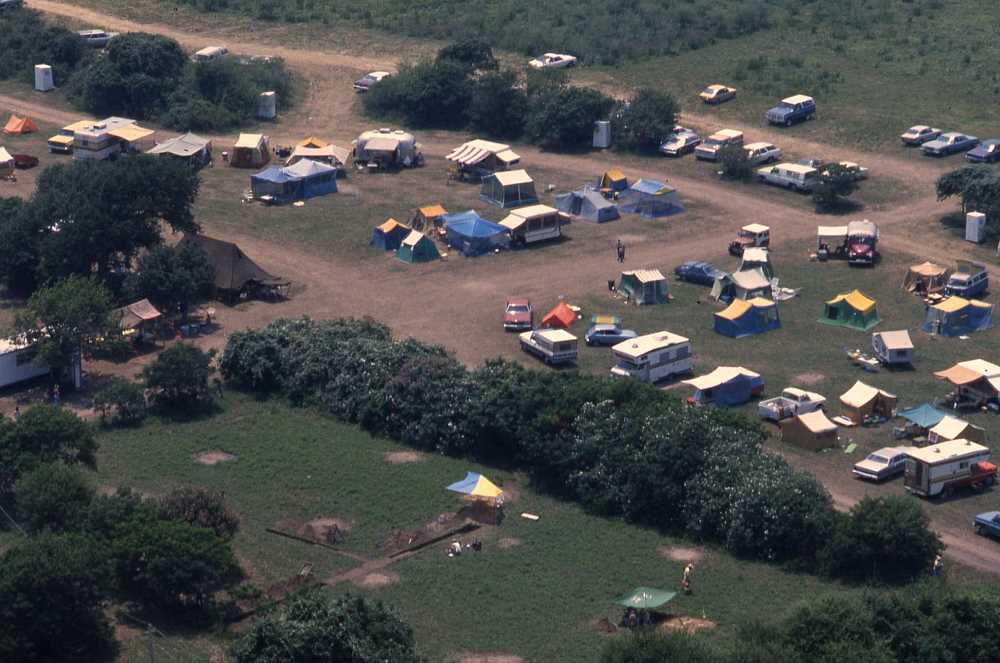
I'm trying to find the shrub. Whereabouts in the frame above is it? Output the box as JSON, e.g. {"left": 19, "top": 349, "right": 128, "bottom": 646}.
{"left": 362, "top": 59, "right": 472, "bottom": 128}
{"left": 81, "top": 487, "right": 158, "bottom": 540}
{"left": 0, "top": 8, "right": 87, "bottom": 86}
{"left": 0, "top": 405, "right": 96, "bottom": 492}
{"left": 468, "top": 69, "right": 527, "bottom": 139}
{"left": 718, "top": 143, "right": 753, "bottom": 179}
{"left": 158, "top": 487, "right": 240, "bottom": 539}
{"left": 525, "top": 84, "right": 615, "bottom": 150}
{"left": 142, "top": 343, "right": 214, "bottom": 409}
{"left": 611, "top": 88, "right": 680, "bottom": 153}
{"left": 436, "top": 39, "right": 498, "bottom": 73}
{"left": 92, "top": 377, "right": 147, "bottom": 426}
{"left": 14, "top": 463, "right": 95, "bottom": 534}
{"left": 125, "top": 242, "right": 215, "bottom": 317}
{"left": 813, "top": 163, "right": 860, "bottom": 209}
{"left": 600, "top": 630, "right": 722, "bottom": 663}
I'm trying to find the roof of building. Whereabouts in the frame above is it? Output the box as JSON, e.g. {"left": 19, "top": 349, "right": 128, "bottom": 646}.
{"left": 148, "top": 132, "right": 211, "bottom": 157}
{"left": 612, "top": 331, "right": 689, "bottom": 359}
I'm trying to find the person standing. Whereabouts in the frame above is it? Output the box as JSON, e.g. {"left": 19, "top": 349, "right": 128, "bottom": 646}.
{"left": 682, "top": 563, "right": 695, "bottom": 594}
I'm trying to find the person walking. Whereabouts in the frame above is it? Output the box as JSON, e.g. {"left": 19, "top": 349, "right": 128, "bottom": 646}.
{"left": 616, "top": 239, "right": 625, "bottom": 263}
{"left": 682, "top": 563, "right": 695, "bottom": 594}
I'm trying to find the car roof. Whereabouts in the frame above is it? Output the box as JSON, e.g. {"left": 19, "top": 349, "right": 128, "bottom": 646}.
{"left": 744, "top": 142, "right": 776, "bottom": 150}
{"left": 590, "top": 324, "right": 619, "bottom": 332}
{"left": 940, "top": 131, "right": 967, "bottom": 138}
{"left": 506, "top": 297, "right": 530, "bottom": 306}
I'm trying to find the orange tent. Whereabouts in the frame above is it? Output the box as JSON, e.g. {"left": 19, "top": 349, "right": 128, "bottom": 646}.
{"left": 541, "top": 302, "right": 576, "bottom": 329}
{"left": 3, "top": 115, "right": 39, "bottom": 135}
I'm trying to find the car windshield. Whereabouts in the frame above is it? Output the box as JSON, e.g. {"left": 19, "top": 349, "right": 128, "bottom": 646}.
{"left": 779, "top": 101, "right": 794, "bottom": 109}
{"left": 866, "top": 454, "right": 888, "bottom": 464}
{"left": 705, "top": 137, "right": 724, "bottom": 146}
{"left": 507, "top": 305, "right": 529, "bottom": 313}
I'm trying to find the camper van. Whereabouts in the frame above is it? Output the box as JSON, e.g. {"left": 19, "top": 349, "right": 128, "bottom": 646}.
{"left": 945, "top": 260, "right": 988, "bottom": 298}
{"left": 610, "top": 331, "right": 692, "bottom": 383}
{"left": 519, "top": 329, "right": 578, "bottom": 365}
{"left": 756, "top": 163, "right": 819, "bottom": 192}
{"left": 499, "top": 205, "right": 568, "bottom": 246}
{"left": 192, "top": 46, "right": 229, "bottom": 63}
{"left": 904, "top": 439, "right": 997, "bottom": 498}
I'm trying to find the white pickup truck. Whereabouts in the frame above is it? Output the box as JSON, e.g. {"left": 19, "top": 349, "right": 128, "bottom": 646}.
{"left": 519, "top": 329, "right": 578, "bottom": 365}
{"left": 756, "top": 162, "right": 819, "bottom": 192}
{"left": 758, "top": 387, "right": 826, "bottom": 421}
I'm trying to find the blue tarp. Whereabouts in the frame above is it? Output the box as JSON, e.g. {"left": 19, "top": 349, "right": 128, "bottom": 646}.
{"left": 555, "top": 188, "right": 620, "bottom": 223}
{"left": 898, "top": 403, "right": 948, "bottom": 429}
{"left": 443, "top": 210, "right": 510, "bottom": 256}
{"left": 618, "top": 179, "right": 685, "bottom": 218}
{"left": 922, "top": 298, "right": 993, "bottom": 337}
{"left": 250, "top": 158, "right": 337, "bottom": 203}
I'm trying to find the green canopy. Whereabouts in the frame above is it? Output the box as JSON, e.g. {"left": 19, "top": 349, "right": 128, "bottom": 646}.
{"left": 613, "top": 587, "right": 677, "bottom": 609}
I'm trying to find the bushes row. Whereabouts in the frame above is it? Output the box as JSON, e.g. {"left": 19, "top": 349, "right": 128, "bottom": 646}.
{"left": 220, "top": 317, "right": 942, "bottom": 578}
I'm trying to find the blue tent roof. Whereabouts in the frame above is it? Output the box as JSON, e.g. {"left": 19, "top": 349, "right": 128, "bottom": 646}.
{"left": 630, "top": 178, "right": 673, "bottom": 195}
{"left": 898, "top": 403, "right": 947, "bottom": 429}
{"left": 444, "top": 210, "right": 506, "bottom": 238}
{"left": 253, "top": 166, "right": 294, "bottom": 184}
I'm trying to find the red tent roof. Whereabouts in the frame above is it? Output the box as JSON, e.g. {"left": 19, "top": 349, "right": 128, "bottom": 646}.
{"left": 541, "top": 302, "right": 576, "bottom": 329}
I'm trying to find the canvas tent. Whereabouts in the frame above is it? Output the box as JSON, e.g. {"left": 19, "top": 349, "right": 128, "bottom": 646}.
{"left": 370, "top": 218, "right": 410, "bottom": 251}
{"left": 816, "top": 225, "right": 848, "bottom": 251}
{"left": 618, "top": 269, "right": 668, "bottom": 305}
{"left": 0, "top": 147, "right": 12, "bottom": 178}
{"left": 397, "top": 230, "right": 440, "bottom": 263}
{"left": 354, "top": 129, "right": 422, "bottom": 169}
{"left": 411, "top": 204, "right": 447, "bottom": 232}
{"left": 148, "top": 132, "right": 212, "bottom": 167}
{"left": 541, "top": 302, "right": 577, "bottom": 329}
{"left": 739, "top": 247, "right": 773, "bottom": 279}
{"left": 3, "top": 115, "right": 38, "bottom": 135}
{"left": 922, "top": 296, "right": 992, "bottom": 336}
{"left": 285, "top": 143, "right": 350, "bottom": 168}
{"left": 821, "top": 290, "right": 880, "bottom": 331}
{"left": 250, "top": 159, "right": 337, "bottom": 203}
{"left": 903, "top": 261, "right": 950, "bottom": 295}
{"left": 443, "top": 210, "right": 510, "bottom": 256}
{"left": 618, "top": 179, "right": 684, "bottom": 218}
{"left": 446, "top": 472, "right": 503, "bottom": 501}
{"left": 780, "top": 410, "right": 839, "bottom": 451}
{"left": 871, "top": 330, "right": 914, "bottom": 365}
{"left": 297, "top": 136, "right": 327, "bottom": 148}
{"left": 231, "top": 133, "right": 270, "bottom": 168}
{"left": 554, "top": 187, "right": 620, "bottom": 223}
{"left": 933, "top": 360, "right": 1000, "bottom": 406}
{"left": 711, "top": 269, "right": 771, "bottom": 302}
{"left": 898, "top": 403, "right": 947, "bottom": 434}
{"left": 179, "top": 234, "right": 287, "bottom": 298}
{"left": 480, "top": 169, "right": 538, "bottom": 208}
{"left": 613, "top": 587, "right": 676, "bottom": 610}
{"left": 446, "top": 139, "right": 520, "bottom": 179}
{"left": 839, "top": 380, "right": 897, "bottom": 424}
{"left": 114, "top": 298, "right": 162, "bottom": 333}
{"left": 928, "top": 415, "right": 987, "bottom": 444}
{"left": 683, "top": 366, "right": 763, "bottom": 406}
{"left": 714, "top": 297, "right": 780, "bottom": 337}
{"left": 597, "top": 169, "right": 629, "bottom": 197}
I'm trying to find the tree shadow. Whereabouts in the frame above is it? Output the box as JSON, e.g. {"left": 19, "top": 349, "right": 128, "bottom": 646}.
{"left": 814, "top": 199, "right": 865, "bottom": 216}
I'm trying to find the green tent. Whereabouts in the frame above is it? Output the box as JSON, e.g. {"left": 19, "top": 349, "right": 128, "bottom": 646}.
{"left": 819, "top": 289, "right": 880, "bottom": 331}
{"left": 397, "top": 230, "right": 440, "bottom": 263}
{"left": 613, "top": 587, "right": 677, "bottom": 610}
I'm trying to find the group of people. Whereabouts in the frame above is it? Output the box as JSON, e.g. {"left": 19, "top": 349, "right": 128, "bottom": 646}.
{"left": 446, "top": 538, "right": 483, "bottom": 558}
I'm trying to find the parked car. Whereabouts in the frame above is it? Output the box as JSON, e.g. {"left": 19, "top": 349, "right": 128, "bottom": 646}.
{"left": 966, "top": 139, "right": 1000, "bottom": 163}
{"left": 528, "top": 53, "right": 577, "bottom": 69}
{"left": 699, "top": 84, "right": 736, "bottom": 105}
{"left": 758, "top": 387, "right": 826, "bottom": 421}
{"left": 585, "top": 324, "right": 638, "bottom": 346}
{"left": 503, "top": 298, "right": 533, "bottom": 331}
{"left": 674, "top": 260, "right": 725, "bottom": 286}
{"left": 191, "top": 46, "right": 229, "bottom": 63}
{"left": 12, "top": 154, "right": 38, "bottom": 169}
{"left": 853, "top": 446, "right": 913, "bottom": 481}
{"left": 77, "top": 29, "right": 118, "bottom": 47}
{"left": 838, "top": 161, "right": 870, "bottom": 180}
{"left": 900, "top": 125, "right": 942, "bottom": 146}
{"left": 766, "top": 95, "right": 815, "bottom": 126}
{"left": 354, "top": 71, "right": 391, "bottom": 93}
{"left": 694, "top": 129, "right": 743, "bottom": 161}
{"left": 744, "top": 142, "right": 782, "bottom": 165}
{"left": 975, "top": 511, "right": 1000, "bottom": 539}
{"left": 922, "top": 132, "right": 978, "bottom": 156}
{"left": 660, "top": 128, "right": 701, "bottom": 156}
{"left": 519, "top": 329, "right": 578, "bottom": 364}
{"left": 757, "top": 163, "right": 819, "bottom": 192}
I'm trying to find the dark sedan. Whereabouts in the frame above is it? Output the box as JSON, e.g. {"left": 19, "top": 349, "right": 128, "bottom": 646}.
{"left": 674, "top": 261, "right": 725, "bottom": 286}
{"left": 585, "top": 324, "right": 637, "bottom": 346}
{"left": 966, "top": 139, "right": 1000, "bottom": 163}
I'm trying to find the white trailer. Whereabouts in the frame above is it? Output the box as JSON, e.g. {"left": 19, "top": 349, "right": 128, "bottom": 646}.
{"left": 0, "top": 338, "right": 51, "bottom": 388}
{"left": 610, "top": 331, "right": 692, "bottom": 383}
{"left": 904, "top": 439, "right": 996, "bottom": 498}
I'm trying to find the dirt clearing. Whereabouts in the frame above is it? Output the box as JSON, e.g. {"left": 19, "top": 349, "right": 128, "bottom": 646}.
{"left": 792, "top": 372, "right": 826, "bottom": 386}
{"left": 355, "top": 571, "right": 399, "bottom": 588}
{"left": 659, "top": 615, "right": 718, "bottom": 634}
{"left": 497, "top": 537, "right": 523, "bottom": 549}
{"left": 298, "top": 517, "right": 352, "bottom": 542}
{"left": 657, "top": 546, "right": 705, "bottom": 563}
{"left": 384, "top": 450, "right": 425, "bottom": 464}
{"left": 194, "top": 451, "right": 236, "bottom": 465}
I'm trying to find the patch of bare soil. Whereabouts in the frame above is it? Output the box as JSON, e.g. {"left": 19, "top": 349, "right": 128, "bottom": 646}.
{"left": 194, "top": 451, "right": 236, "bottom": 465}
{"left": 792, "top": 372, "right": 826, "bottom": 386}
{"left": 114, "top": 621, "right": 144, "bottom": 643}
{"left": 590, "top": 617, "right": 619, "bottom": 635}
{"left": 298, "top": 517, "right": 352, "bottom": 543}
{"left": 499, "top": 482, "right": 521, "bottom": 503}
{"left": 497, "top": 537, "right": 522, "bottom": 549}
{"left": 448, "top": 655, "right": 524, "bottom": 663}
{"left": 659, "top": 615, "right": 718, "bottom": 635}
{"left": 355, "top": 571, "right": 399, "bottom": 588}
{"left": 657, "top": 545, "right": 705, "bottom": 563}
{"left": 384, "top": 450, "right": 425, "bottom": 464}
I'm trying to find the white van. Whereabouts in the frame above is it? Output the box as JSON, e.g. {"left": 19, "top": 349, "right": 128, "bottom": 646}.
{"left": 519, "top": 329, "right": 578, "bottom": 365}
{"left": 192, "top": 46, "right": 229, "bottom": 63}
{"left": 757, "top": 162, "right": 819, "bottom": 192}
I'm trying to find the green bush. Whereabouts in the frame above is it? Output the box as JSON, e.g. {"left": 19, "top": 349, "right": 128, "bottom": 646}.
{"left": 600, "top": 630, "right": 722, "bottom": 663}
{"left": 92, "top": 377, "right": 147, "bottom": 427}
{"left": 525, "top": 84, "right": 615, "bottom": 150}
{"left": 142, "top": 343, "right": 214, "bottom": 409}
{"left": 363, "top": 59, "right": 472, "bottom": 128}
{"left": 0, "top": 9, "right": 87, "bottom": 86}
{"left": 125, "top": 242, "right": 215, "bottom": 317}
{"left": 611, "top": 88, "right": 680, "bottom": 153}
{"left": 718, "top": 143, "right": 753, "bottom": 180}
{"left": 468, "top": 69, "right": 528, "bottom": 139}
{"left": 158, "top": 486, "right": 240, "bottom": 539}
{"left": 14, "top": 463, "right": 95, "bottom": 534}
{"left": 0, "top": 405, "right": 96, "bottom": 492}
{"left": 813, "top": 163, "right": 860, "bottom": 210}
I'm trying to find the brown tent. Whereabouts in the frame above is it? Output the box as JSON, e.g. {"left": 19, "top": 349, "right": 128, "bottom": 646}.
{"left": 780, "top": 410, "right": 839, "bottom": 451}
{"left": 839, "top": 380, "right": 897, "bottom": 425}
{"left": 903, "top": 261, "right": 950, "bottom": 294}
{"left": 114, "top": 298, "right": 162, "bottom": 330}
{"left": 179, "top": 234, "right": 287, "bottom": 298}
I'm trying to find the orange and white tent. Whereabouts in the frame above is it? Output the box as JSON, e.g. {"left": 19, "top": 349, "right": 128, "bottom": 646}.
{"left": 3, "top": 115, "right": 39, "bottom": 135}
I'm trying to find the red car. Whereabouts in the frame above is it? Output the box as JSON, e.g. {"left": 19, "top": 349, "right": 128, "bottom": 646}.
{"left": 12, "top": 154, "right": 39, "bottom": 169}
{"left": 503, "top": 298, "right": 533, "bottom": 331}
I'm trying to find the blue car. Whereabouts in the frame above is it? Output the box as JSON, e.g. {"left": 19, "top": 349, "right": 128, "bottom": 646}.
{"left": 975, "top": 511, "right": 1000, "bottom": 540}
{"left": 585, "top": 324, "right": 637, "bottom": 346}
{"left": 766, "top": 95, "right": 815, "bottom": 126}
{"left": 674, "top": 261, "right": 725, "bottom": 286}
{"left": 966, "top": 139, "right": 1000, "bottom": 163}
{"left": 922, "top": 132, "right": 978, "bottom": 156}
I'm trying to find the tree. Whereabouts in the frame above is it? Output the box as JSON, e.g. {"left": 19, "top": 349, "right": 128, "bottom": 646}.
{"left": 936, "top": 165, "right": 993, "bottom": 205}
{"left": 0, "top": 197, "right": 39, "bottom": 294}
{"left": 92, "top": 377, "right": 147, "bottom": 426}
{"left": 0, "top": 534, "right": 116, "bottom": 662}
{"left": 600, "top": 631, "right": 722, "bottom": 663}
{"left": 113, "top": 519, "right": 243, "bottom": 611}
{"left": 12, "top": 276, "right": 117, "bottom": 381}
{"left": 812, "top": 163, "right": 859, "bottom": 209}
{"left": 15, "top": 462, "right": 95, "bottom": 533}
{"left": 819, "top": 495, "right": 943, "bottom": 583}
{"left": 0, "top": 405, "right": 97, "bottom": 492}
{"left": 125, "top": 242, "right": 214, "bottom": 317}
{"left": 526, "top": 84, "right": 615, "bottom": 149}
{"left": 436, "top": 39, "right": 498, "bottom": 73}
{"left": 611, "top": 88, "right": 680, "bottom": 152}
{"left": 362, "top": 59, "right": 472, "bottom": 128}
{"left": 468, "top": 69, "right": 527, "bottom": 138}
{"left": 142, "top": 343, "right": 214, "bottom": 408}
{"left": 718, "top": 142, "right": 752, "bottom": 179}
{"left": 231, "top": 589, "right": 424, "bottom": 663}
{"left": 159, "top": 487, "right": 240, "bottom": 539}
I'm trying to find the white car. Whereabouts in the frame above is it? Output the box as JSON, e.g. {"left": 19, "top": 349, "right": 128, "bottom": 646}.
{"left": 354, "top": 71, "right": 392, "bottom": 93}
{"left": 853, "top": 446, "right": 914, "bottom": 482}
{"left": 744, "top": 142, "right": 782, "bottom": 165}
{"left": 528, "top": 53, "right": 577, "bottom": 69}
{"left": 900, "top": 125, "right": 941, "bottom": 146}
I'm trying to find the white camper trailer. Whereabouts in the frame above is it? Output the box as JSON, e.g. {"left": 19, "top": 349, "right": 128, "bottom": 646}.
{"left": 610, "top": 331, "right": 692, "bottom": 383}
{"left": 904, "top": 439, "right": 996, "bottom": 498}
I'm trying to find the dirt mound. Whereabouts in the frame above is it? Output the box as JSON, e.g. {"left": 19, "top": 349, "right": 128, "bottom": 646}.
{"left": 385, "top": 511, "right": 464, "bottom": 552}
{"left": 657, "top": 546, "right": 704, "bottom": 562}
{"left": 449, "top": 655, "right": 523, "bottom": 663}
{"left": 194, "top": 451, "right": 236, "bottom": 465}
{"left": 384, "top": 451, "right": 424, "bottom": 464}
{"left": 660, "top": 615, "right": 717, "bottom": 634}
{"left": 590, "top": 617, "right": 618, "bottom": 635}
{"left": 355, "top": 571, "right": 399, "bottom": 588}
{"left": 298, "top": 517, "right": 351, "bottom": 543}
{"left": 497, "top": 537, "right": 522, "bottom": 549}
{"left": 792, "top": 372, "right": 825, "bottom": 386}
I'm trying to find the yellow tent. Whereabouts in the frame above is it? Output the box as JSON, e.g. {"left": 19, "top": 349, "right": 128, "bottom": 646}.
{"left": 297, "top": 136, "right": 328, "bottom": 148}
{"left": 446, "top": 472, "right": 503, "bottom": 500}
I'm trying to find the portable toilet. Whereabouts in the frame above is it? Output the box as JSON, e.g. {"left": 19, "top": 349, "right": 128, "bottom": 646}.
{"left": 966, "top": 211, "right": 985, "bottom": 244}
{"left": 34, "top": 65, "right": 54, "bottom": 92}
{"left": 593, "top": 120, "right": 611, "bottom": 149}
{"left": 257, "top": 91, "right": 277, "bottom": 120}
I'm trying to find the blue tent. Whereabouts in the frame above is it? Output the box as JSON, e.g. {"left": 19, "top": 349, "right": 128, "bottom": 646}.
{"left": 250, "top": 158, "right": 337, "bottom": 203}
{"left": 713, "top": 297, "right": 780, "bottom": 338}
{"left": 370, "top": 218, "right": 410, "bottom": 251}
{"left": 555, "top": 187, "right": 620, "bottom": 223}
{"left": 684, "top": 367, "right": 764, "bottom": 406}
{"left": 618, "top": 179, "right": 684, "bottom": 218}
{"left": 922, "top": 297, "right": 993, "bottom": 336}
{"left": 443, "top": 210, "right": 510, "bottom": 256}
{"left": 898, "top": 403, "right": 947, "bottom": 430}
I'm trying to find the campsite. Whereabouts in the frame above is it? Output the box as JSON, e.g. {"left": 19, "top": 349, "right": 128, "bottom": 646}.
{"left": 2, "top": 2, "right": 1000, "bottom": 662}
